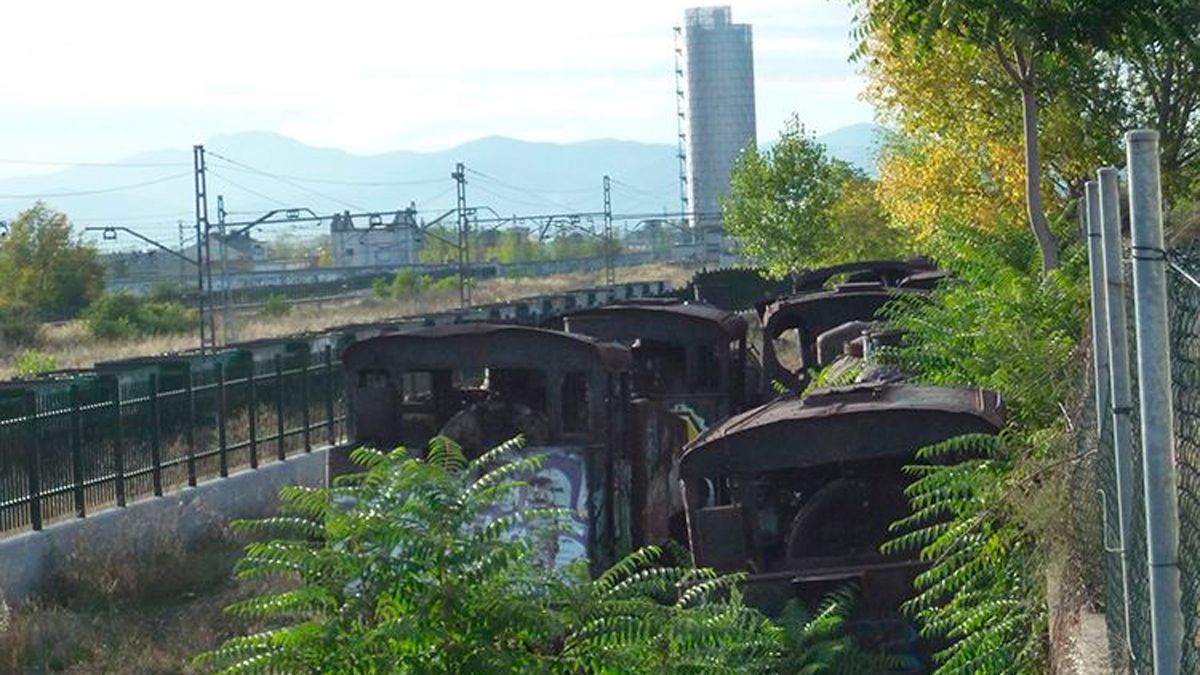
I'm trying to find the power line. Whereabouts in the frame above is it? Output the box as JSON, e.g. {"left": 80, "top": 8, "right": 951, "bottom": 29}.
{"left": 466, "top": 168, "right": 590, "bottom": 212}
{"left": 208, "top": 169, "right": 293, "bottom": 208}
{"left": 0, "top": 171, "right": 192, "bottom": 200}
{"left": 0, "top": 158, "right": 190, "bottom": 169}
{"left": 205, "top": 151, "right": 368, "bottom": 212}
{"left": 207, "top": 162, "right": 445, "bottom": 187}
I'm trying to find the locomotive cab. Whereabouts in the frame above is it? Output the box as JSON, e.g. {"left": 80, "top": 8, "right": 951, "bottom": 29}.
{"left": 340, "top": 324, "right": 635, "bottom": 573}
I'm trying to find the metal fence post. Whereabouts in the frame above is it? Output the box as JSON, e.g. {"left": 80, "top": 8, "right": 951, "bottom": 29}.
{"left": 1097, "top": 169, "right": 1139, "bottom": 658}
{"left": 112, "top": 379, "right": 125, "bottom": 508}
{"left": 248, "top": 366, "right": 259, "bottom": 469}
{"left": 185, "top": 370, "right": 198, "bottom": 487}
{"left": 301, "top": 350, "right": 312, "bottom": 452}
{"left": 24, "top": 392, "right": 42, "bottom": 531}
{"left": 1127, "top": 129, "right": 1184, "bottom": 674}
{"left": 149, "top": 373, "right": 163, "bottom": 496}
{"left": 324, "top": 344, "right": 335, "bottom": 446}
{"left": 69, "top": 384, "right": 86, "bottom": 518}
{"left": 275, "top": 353, "right": 286, "bottom": 461}
{"left": 216, "top": 361, "right": 229, "bottom": 478}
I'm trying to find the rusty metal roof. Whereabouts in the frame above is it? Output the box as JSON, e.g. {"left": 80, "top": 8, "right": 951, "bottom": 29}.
{"left": 342, "top": 323, "right": 634, "bottom": 373}
{"left": 679, "top": 382, "right": 1003, "bottom": 478}
{"left": 560, "top": 302, "right": 747, "bottom": 341}
{"left": 792, "top": 258, "right": 937, "bottom": 291}
{"left": 760, "top": 286, "right": 926, "bottom": 339}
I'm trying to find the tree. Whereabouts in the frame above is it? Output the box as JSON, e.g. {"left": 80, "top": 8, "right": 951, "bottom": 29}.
{"left": 855, "top": 0, "right": 1151, "bottom": 272}
{"left": 1121, "top": 0, "right": 1200, "bottom": 202}
{"left": 196, "top": 436, "right": 891, "bottom": 674}
{"left": 722, "top": 115, "right": 902, "bottom": 279}
{"left": 0, "top": 203, "right": 104, "bottom": 317}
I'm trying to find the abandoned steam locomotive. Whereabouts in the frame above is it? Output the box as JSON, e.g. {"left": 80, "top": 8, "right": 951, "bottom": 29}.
{"left": 337, "top": 260, "right": 1003, "bottom": 629}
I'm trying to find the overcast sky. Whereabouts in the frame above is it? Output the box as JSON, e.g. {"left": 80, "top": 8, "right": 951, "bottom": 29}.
{"left": 0, "top": 0, "right": 872, "bottom": 177}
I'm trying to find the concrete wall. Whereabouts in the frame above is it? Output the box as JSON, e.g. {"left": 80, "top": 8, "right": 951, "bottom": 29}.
{"left": 0, "top": 450, "right": 328, "bottom": 605}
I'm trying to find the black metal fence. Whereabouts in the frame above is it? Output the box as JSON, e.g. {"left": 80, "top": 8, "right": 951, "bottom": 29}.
{"left": 0, "top": 345, "right": 345, "bottom": 534}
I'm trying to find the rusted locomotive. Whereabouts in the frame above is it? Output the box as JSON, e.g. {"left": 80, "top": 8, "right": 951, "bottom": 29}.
{"left": 551, "top": 302, "right": 751, "bottom": 544}
{"left": 340, "top": 323, "right": 640, "bottom": 572}
{"left": 338, "top": 260, "right": 1004, "bottom": 662}
{"left": 757, "top": 259, "right": 945, "bottom": 394}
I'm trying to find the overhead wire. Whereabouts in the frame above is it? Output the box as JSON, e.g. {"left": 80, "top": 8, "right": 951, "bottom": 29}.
{"left": 0, "top": 171, "right": 192, "bottom": 200}
{"left": 207, "top": 162, "right": 445, "bottom": 187}
{"left": 205, "top": 150, "right": 369, "bottom": 212}
{"left": 0, "top": 158, "right": 190, "bottom": 169}
{"left": 207, "top": 169, "right": 293, "bottom": 208}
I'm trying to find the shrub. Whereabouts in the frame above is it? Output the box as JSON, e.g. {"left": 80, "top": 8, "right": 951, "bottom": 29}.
{"left": 84, "top": 291, "right": 196, "bottom": 340}
{"left": 196, "top": 436, "right": 895, "bottom": 674}
{"left": 390, "top": 268, "right": 422, "bottom": 298}
{"left": 0, "top": 303, "right": 41, "bottom": 346}
{"left": 370, "top": 277, "right": 390, "bottom": 299}
{"left": 259, "top": 293, "right": 291, "bottom": 318}
{"left": 14, "top": 351, "right": 58, "bottom": 378}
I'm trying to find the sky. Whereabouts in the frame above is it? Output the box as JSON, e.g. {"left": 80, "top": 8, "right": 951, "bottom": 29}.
{"left": 0, "top": 0, "right": 873, "bottom": 178}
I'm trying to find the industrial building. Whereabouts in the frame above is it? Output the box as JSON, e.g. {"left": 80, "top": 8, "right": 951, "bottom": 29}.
{"left": 329, "top": 206, "right": 421, "bottom": 268}
{"left": 678, "top": 6, "right": 757, "bottom": 261}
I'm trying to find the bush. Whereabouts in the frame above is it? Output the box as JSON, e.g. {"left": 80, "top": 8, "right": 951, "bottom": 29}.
{"left": 259, "top": 293, "right": 292, "bottom": 318}
{"left": 14, "top": 351, "right": 58, "bottom": 378}
{"left": 390, "top": 268, "right": 422, "bottom": 298}
{"left": 370, "top": 277, "right": 390, "bottom": 299}
{"left": 196, "top": 436, "right": 894, "bottom": 674}
{"left": 84, "top": 291, "right": 196, "bottom": 340}
{"left": 0, "top": 303, "right": 41, "bottom": 346}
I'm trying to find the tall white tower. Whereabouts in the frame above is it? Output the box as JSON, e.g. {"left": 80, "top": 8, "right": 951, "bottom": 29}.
{"left": 681, "top": 6, "right": 756, "bottom": 261}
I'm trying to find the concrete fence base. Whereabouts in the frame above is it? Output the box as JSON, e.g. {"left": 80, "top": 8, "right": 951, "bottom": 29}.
{"left": 0, "top": 449, "right": 328, "bottom": 605}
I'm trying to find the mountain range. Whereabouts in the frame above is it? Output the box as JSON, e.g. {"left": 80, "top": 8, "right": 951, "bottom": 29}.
{"left": 0, "top": 124, "right": 882, "bottom": 248}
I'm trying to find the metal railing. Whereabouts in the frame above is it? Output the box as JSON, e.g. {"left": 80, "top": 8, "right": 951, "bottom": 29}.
{"left": 0, "top": 346, "right": 345, "bottom": 534}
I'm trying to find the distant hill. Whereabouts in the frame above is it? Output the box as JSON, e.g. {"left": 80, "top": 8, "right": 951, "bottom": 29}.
{"left": 0, "top": 125, "right": 882, "bottom": 248}
{"left": 818, "top": 123, "right": 886, "bottom": 177}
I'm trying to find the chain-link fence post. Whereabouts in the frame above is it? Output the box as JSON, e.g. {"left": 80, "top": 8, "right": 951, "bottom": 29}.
{"left": 1127, "top": 129, "right": 1184, "bottom": 674}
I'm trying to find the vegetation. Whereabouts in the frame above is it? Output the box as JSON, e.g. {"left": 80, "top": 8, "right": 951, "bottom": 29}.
{"left": 13, "top": 351, "right": 59, "bottom": 378}
{"left": 419, "top": 226, "right": 618, "bottom": 266}
{"left": 259, "top": 293, "right": 292, "bottom": 318}
{"left": 844, "top": 0, "right": 1199, "bottom": 669}
{"left": 722, "top": 115, "right": 904, "bottom": 278}
{"left": 0, "top": 203, "right": 105, "bottom": 322}
{"left": 83, "top": 290, "right": 197, "bottom": 340}
{"left": 197, "top": 437, "right": 894, "bottom": 674}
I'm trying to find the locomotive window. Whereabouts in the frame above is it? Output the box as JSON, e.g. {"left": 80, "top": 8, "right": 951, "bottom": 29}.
{"left": 357, "top": 370, "right": 390, "bottom": 389}
{"left": 402, "top": 371, "right": 433, "bottom": 403}
{"left": 696, "top": 346, "right": 722, "bottom": 388}
{"left": 561, "top": 372, "right": 590, "bottom": 434}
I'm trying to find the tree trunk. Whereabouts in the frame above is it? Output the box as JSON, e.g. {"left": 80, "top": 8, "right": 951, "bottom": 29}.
{"left": 1019, "top": 80, "right": 1060, "bottom": 272}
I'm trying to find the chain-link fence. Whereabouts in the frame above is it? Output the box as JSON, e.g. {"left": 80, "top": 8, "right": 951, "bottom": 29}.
{"left": 1086, "top": 244, "right": 1200, "bottom": 673}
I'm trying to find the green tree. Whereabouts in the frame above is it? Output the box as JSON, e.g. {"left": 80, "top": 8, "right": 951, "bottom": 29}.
{"left": 0, "top": 203, "right": 105, "bottom": 317}
{"left": 855, "top": 0, "right": 1154, "bottom": 272}
{"left": 723, "top": 115, "right": 902, "bottom": 278}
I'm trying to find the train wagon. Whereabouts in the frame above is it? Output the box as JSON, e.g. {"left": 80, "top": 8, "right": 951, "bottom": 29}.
{"left": 339, "top": 323, "right": 639, "bottom": 573}
{"left": 677, "top": 382, "right": 1003, "bottom": 617}
{"left": 553, "top": 302, "right": 750, "bottom": 545}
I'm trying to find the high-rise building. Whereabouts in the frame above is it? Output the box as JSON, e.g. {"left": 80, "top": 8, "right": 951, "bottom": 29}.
{"left": 678, "top": 6, "right": 756, "bottom": 259}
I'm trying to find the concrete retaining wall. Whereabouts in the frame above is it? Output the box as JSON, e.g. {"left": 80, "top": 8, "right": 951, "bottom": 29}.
{"left": 0, "top": 450, "right": 328, "bottom": 605}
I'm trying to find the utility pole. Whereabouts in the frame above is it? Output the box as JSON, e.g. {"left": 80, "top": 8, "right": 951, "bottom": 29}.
{"left": 217, "top": 195, "right": 233, "bottom": 344}
{"left": 177, "top": 220, "right": 186, "bottom": 287}
{"left": 452, "top": 162, "right": 468, "bottom": 308}
{"left": 193, "top": 144, "right": 214, "bottom": 353}
{"left": 603, "top": 175, "right": 615, "bottom": 286}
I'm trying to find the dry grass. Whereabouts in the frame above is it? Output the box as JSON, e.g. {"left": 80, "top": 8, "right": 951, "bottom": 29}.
{"left": 0, "top": 531, "right": 285, "bottom": 674}
{"left": 0, "top": 263, "right": 694, "bottom": 380}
